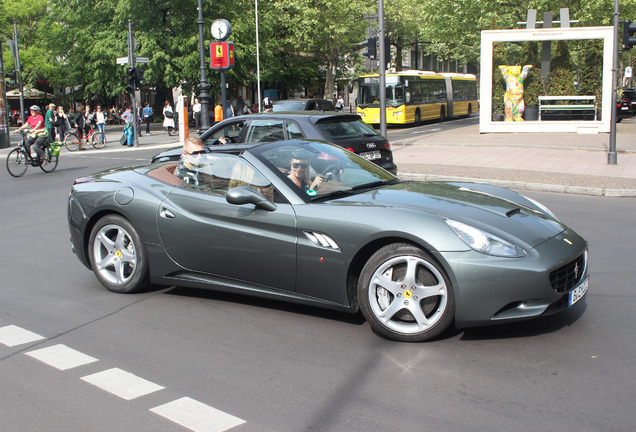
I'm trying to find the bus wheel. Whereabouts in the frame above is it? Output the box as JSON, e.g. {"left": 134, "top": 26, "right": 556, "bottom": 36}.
{"left": 440, "top": 107, "right": 446, "bottom": 122}
{"left": 414, "top": 110, "right": 421, "bottom": 126}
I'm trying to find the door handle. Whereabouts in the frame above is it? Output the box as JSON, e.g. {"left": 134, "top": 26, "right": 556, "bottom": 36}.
{"left": 160, "top": 208, "right": 175, "bottom": 219}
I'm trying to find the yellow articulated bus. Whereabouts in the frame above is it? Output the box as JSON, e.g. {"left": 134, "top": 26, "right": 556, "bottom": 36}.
{"left": 353, "top": 70, "right": 478, "bottom": 126}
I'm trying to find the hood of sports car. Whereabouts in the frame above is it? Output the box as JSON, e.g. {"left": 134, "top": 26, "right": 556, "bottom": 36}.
{"left": 334, "top": 181, "right": 566, "bottom": 248}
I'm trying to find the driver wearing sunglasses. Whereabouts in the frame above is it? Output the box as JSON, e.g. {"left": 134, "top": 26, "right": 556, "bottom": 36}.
{"left": 287, "top": 151, "right": 324, "bottom": 193}
{"left": 175, "top": 137, "right": 207, "bottom": 181}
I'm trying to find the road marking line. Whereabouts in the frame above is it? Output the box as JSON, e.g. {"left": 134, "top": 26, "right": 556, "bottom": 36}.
{"left": 150, "top": 397, "right": 246, "bottom": 432}
{"left": 81, "top": 367, "right": 164, "bottom": 400}
{"left": 0, "top": 325, "right": 45, "bottom": 347}
{"left": 26, "top": 344, "right": 98, "bottom": 370}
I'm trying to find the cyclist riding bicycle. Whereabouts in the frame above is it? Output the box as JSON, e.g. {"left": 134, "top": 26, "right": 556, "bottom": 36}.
{"left": 17, "top": 105, "right": 48, "bottom": 163}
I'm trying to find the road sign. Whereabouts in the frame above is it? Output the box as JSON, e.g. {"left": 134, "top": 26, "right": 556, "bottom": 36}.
{"left": 117, "top": 57, "right": 129, "bottom": 65}
{"left": 626, "top": 66, "right": 633, "bottom": 78}
{"left": 210, "top": 42, "right": 234, "bottom": 70}
{"left": 136, "top": 57, "right": 149, "bottom": 63}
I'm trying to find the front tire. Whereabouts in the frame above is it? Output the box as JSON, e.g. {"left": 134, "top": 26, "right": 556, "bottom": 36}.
{"left": 91, "top": 132, "right": 106, "bottom": 149}
{"left": 88, "top": 215, "right": 150, "bottom": 293}
{"left": 6, "top": 148, "right": 28, "bottom": 177}
{"left": 358, "top": 243, "right": 454, "bottom": 342}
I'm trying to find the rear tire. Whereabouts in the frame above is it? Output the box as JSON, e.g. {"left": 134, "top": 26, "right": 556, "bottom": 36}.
{"left": 358, "top": 243, "right": 455, "bottom": 342}
{"left": 91, "top": 132, "right": 106, "bottom": 149}
{"left": 64, "top": 133, "right": 81, "bottom": 151}
{"left": 88, "top": 215, "right": 150, "bottom": 293}
{"left": 40, "top": 150, "right": 58, "bottom": 173}
{"left": 6, "top": 148, "right": 28, "bottom": 177}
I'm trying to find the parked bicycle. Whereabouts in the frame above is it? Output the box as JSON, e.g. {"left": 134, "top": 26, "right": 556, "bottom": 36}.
{"left": 6, "top": 131, "right": 61, "bottom": 177}
{"left": 64, "top": 125, "right": 106, "bottom": 151}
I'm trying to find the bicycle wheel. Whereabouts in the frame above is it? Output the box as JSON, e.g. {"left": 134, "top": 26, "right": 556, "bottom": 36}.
{"left": 64, "top": 133, "right": 81, "bottom": 151}
{"left": 91, "top": 132, "right": 106, "bottom": 149}
{"left": 6, "top": 148, "right": 28, "bottom": 177}
{"left": 40, "top": 148, "right": 59, "bottom": 173}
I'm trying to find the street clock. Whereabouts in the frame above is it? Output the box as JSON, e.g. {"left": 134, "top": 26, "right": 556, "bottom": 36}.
{"left": 211, "top": 19, "right": 231, "bottom": 41}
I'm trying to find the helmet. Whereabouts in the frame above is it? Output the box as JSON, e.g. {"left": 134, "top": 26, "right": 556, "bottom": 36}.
{"left": 263, "top": 97, "right": 273, "bottom": 109}
{"left": 29, "top": 105, "right": 41, "bottom": 112}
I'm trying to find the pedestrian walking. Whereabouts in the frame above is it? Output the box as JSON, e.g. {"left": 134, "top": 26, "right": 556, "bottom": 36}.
{"left": 44, "top": 103, "right": 56, "bottom": 143}
{"left": 142, "top": 102, "right": 153, "bottom": 136}
{"left": 163, "top": 100, "right": 175, "bottom": 136}
{"left": 55, "top": 106, "right": 69, "bottom": 141}
{"left": 192, "top": 98, "right": 201, "bottom": 133}
{"left": 335, "top": 94, "right": 345, "bottom": 112}
{"left": 74, "top": 105, "right": 86, "bottom": 150}
{"left": 95, "top": 106, "right": 106, "bottom": 136}
{"left": 120, "top": 106, "right": 134, "bottom": 147}
{"left": 225, "top": 97, "right": 234, "bottom": 119}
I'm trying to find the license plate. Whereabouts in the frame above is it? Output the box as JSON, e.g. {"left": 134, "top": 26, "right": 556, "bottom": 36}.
{"left": 568, "top": 277, "right": 589, "bottom": 307}
{"left": 622, "top": 107, "right": 629, "bottom": 110}
{"left": 361, "top": 151, "right": 381, "bottom": 160}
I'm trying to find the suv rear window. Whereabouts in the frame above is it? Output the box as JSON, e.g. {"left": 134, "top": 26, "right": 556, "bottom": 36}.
{"left": 315, "top": 117, "right": 380, "bottom": 140}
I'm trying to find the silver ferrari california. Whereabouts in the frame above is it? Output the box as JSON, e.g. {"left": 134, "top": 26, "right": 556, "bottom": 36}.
{"left": 67, "top": 139, "right": 588, "bottom": 342}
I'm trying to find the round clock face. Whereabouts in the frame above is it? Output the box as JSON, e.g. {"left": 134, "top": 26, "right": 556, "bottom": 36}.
{"left": 211, "top": 19, "right": 231, "bottom": 41}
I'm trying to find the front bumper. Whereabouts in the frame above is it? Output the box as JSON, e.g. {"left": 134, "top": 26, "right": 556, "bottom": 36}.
{"left": 438, "top": 228, "right": 588, "bottom": 328}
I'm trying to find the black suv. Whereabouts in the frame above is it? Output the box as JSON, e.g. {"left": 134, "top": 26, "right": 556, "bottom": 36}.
{"left": 272, "top": 99, "right": 336, "bottom": 112}
{"left": 152, "top": 112, "right": 397, "bottom": 174}
{"left": 621, "top": 89, "right": 636, "bottom": 116}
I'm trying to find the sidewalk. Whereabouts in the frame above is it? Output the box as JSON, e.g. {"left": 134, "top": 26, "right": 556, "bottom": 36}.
{"left": 390, "top": 117, "right": 636, "bottom": 197}
{"left": 3, "top": 118, "right": 636, "bottom": 197}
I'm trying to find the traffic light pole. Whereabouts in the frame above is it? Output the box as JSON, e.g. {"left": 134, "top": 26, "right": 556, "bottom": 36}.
{"left": 378, "top": 0, "right": 387, "bottom": 137}
{"left": 128, "top": 20, "right": 139, "bottom": 147}
{"left": 12, "top": 23, "right": 25, "bottom": 126}
{"left": 609, "top": 0, "right": 619, "bottom": 165}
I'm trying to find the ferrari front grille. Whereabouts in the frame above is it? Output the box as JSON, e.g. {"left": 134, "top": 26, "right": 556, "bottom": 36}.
{"left": 550, "top": 252, "right": 586, "bottom": 293}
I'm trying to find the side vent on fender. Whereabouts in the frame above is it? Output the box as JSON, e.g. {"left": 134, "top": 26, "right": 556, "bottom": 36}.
{"left": 304, "top": 231, "right": 341, "bottom": 251}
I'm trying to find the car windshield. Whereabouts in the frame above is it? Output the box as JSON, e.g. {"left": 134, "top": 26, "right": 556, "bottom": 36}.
{"left": 314, "top": 117, "right": 380, "bottom": 140}
{"left": 250, "top": 141, "right": 399, "bottom": 200}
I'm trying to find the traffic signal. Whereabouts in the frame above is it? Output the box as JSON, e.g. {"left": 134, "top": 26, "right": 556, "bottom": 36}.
{"left": 125, "top": 67, "right": 135, "bottom": 92}
{"left": 134, "top": 68, "right": 144, "bottom": 88}
{"left": 6, "top": 71, "right": 17, "bottom": 85}
{"left": 623, "top": 20, "right": 636, "bottom": 50}
{"left": 362, "top": 37, "right": 377, "bottom": 60}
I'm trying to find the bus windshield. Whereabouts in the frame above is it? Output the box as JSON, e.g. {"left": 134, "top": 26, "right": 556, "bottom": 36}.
{"left": 358, "top": 76, "right": 404, "bottom": 107}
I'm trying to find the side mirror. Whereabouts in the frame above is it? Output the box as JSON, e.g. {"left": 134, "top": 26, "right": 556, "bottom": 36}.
{"left": 226, "top": 186, "right": 277, "bottom": 211}
{"left": 348, "top": 81, "right": 354, "bottom": 94}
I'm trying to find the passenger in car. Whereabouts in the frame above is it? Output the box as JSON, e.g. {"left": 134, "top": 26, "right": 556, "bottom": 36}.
{"left": 287, "top": 150, "right": 324, "bottom": 193}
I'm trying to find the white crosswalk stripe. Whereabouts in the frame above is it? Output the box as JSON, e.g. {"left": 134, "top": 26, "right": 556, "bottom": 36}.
{"left": 151, "top": 397, "right": 246, "bottom": 432}
{"left": 0, "top": 325, "right": 45, "bottom": 347}
{"left": 3, "top": 323, "right": 249, "bottom": 429}
{"left": 81, "top": 367, "right": 165, "bottom": 400}
{"left": 26, "top": 344, "right": 99, "bottom": 370}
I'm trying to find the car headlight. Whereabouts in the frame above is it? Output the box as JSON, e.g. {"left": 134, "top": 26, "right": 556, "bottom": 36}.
{"left": 393, "top": 111, "right": 403, "bottom": 117}
{"left": 445, "top": 219, "right": 526, "bottom": 258}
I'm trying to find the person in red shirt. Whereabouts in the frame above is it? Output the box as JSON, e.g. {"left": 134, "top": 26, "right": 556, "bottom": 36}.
{"left": 17, "top": 105, "right": 48, "bottom": 162}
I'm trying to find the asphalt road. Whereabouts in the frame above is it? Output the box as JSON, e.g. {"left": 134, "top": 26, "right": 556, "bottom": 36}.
{"left": 0, "top": 145, "right": 634, "bottom": 431}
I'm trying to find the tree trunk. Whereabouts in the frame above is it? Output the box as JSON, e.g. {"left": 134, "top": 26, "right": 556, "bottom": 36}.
{"left": 324, "top": 49, "right": 339, "bottom": 102}
{"left": 395, "top": 36, "right": 403, "bottom": 71}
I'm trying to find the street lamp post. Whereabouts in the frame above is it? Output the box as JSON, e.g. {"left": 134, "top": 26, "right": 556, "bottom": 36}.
{"left": 197, "top": 0, "right": 211, "bottom": 130}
